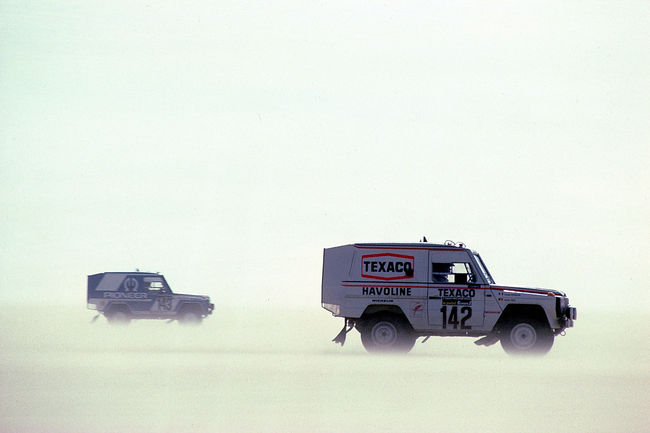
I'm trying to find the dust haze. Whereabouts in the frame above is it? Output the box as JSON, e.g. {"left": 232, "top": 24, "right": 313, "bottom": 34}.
{"left": 2, "top": 0, "right": 649, "bottom": 431}
{"left": 1, "top": 304, "right": 647, "bottom": 433}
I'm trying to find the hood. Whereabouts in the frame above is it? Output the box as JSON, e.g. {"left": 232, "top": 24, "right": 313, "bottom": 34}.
{"left": 491, "top": 285, "right": 566, "bottom": 297}
{"left": 174, "top": 293, "right": 211, "bottom": 302}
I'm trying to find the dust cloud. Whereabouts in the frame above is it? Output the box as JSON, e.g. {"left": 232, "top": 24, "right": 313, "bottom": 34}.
{"left": 1, "top": 305, "right": 648, "bottom": 433}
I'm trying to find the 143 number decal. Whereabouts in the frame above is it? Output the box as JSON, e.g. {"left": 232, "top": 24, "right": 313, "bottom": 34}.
{"left": 440, "top": 306, "right": 472, "bottom": 329}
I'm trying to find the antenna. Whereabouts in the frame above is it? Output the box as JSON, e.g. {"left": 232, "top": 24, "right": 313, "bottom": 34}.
{"left": 421, "top": 236, "right": 428, "bottom": 243}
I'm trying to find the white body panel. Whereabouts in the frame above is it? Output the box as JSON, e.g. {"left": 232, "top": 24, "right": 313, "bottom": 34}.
{"left": 322, "top": 243, "right": 575, "bottom": 336}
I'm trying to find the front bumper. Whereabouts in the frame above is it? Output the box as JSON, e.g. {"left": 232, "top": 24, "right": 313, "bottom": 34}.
{"left": 560, "top": 306, "right": 577, "bottom": 328}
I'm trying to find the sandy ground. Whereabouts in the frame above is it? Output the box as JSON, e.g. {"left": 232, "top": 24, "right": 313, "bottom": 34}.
{"left": 1, "top": 305, "right": 648, "bottom": 433}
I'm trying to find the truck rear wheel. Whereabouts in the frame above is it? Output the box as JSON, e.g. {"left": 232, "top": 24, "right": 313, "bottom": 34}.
{"left": 500, "top": 317, "right": 554, "bottom": 356}
{"left": 106, "top": 309, "right": 131, "bottom": 325}
{"left": 359, "top": 314, "right": 415, "bottom": 353}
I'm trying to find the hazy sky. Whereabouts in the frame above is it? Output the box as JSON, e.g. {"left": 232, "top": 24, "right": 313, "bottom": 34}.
{"left": 1, "top": 1, "right": 648, "bottom": 311}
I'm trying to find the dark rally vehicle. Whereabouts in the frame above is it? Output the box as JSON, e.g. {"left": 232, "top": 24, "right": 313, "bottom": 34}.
{"left": 87, "top": 271, "right": 213, "bottom": 325}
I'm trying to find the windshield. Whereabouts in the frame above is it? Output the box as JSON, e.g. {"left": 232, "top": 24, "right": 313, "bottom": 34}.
{"left": 473, "top": 254, "right": 495, "bottom": 284}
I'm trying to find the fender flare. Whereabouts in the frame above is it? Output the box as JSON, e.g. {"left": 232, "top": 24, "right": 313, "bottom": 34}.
{"left": 494, "top": 304, "right": 551, "bottom": 331}
{"left": 359, "top": 305, "right": 414, "bottom": 331}
{"left": 104, "top": 302, "right": 132, "bottom": 315}
{"left": 176, "top": 301, "right": 206, "bottom": 316}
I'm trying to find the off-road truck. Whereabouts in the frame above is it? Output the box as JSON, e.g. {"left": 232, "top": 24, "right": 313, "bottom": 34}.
{"left": 87, "top": 271, "right": 213, "bottom": 325}
{"left": 322, "top": 241, "right": 577, "bottom": 355}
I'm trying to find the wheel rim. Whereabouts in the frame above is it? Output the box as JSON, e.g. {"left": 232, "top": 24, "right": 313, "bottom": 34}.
{"left": 510, "top": 323, "right": 537, "bottom": 350}
{"left": 371, "top": 321, "right": 398, "bottom": 346}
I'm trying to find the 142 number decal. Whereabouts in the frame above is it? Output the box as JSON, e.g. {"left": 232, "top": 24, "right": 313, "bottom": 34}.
{"left": 440, "top": 306, "right": 472, "bottom": 329}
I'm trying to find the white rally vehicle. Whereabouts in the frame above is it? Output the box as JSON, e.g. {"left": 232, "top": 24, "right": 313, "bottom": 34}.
{"left": 322, "top": 241, "right": 577, "bottom": 355}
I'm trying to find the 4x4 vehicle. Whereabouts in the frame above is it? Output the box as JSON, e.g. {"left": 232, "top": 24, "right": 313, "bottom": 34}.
{"left": 87, "top": 271, "right": 213, "bottom": 325}
{"left": 322, "top": 241, "right": 577, "bottom": 355}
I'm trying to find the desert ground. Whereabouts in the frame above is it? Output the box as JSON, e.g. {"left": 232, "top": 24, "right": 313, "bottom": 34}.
{"left": 1, "top": 305, "right": 648, "bottom": 433}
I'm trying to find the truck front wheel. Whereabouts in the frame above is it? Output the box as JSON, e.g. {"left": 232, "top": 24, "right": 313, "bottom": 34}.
{"left": 359, "top": 314, "right": 415, "bottom": 353}
{"left": 178, "top": 307, "right": 203, "bottom": 326}
{"left": 500, "top": 317, "right": 554, "bottom": 356}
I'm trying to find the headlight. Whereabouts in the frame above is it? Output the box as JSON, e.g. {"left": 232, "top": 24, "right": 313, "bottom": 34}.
{"left": 569, "top": 307, "right": 577, "bottom": 320}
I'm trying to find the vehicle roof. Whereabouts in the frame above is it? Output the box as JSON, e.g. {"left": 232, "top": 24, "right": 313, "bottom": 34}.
{"left": 88, "top": 271, "right": 162, "bottom": 277}
{"left": 354, "top": 242, "right": 469, "bottom": 250}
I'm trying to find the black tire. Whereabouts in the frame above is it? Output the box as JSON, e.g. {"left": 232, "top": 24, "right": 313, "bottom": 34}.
{"left": 178, "top": 307, "right": 203, "bottom": 326}
{"left": 359, "top": 314, "right": 415, "bottom": 353}
{"left": 106, "top": 308, "right": 131, "bottom": 325}
{"left": 500, "top": 317, "right": 554, "bottom": 356}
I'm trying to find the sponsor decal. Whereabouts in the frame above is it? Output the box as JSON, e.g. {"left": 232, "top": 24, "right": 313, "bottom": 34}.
{"left": 442, "top": 298, "right": 472, "bottom": 306}
{"left": 362, "top": 286, "right": 412, "bottom": 297}
{"left": 361, "top": 253, "right": 414, "bottom": 280}
{"left": 104, "top": 292, "right": 148, "bottom": 299}
{"left": 437, "top": 288, "right": 475, "bottom": 298}
{"left": 124, "top": 277, "right": 139, "bottom": 292}
{"left": 412, "top": 302, "right": 424, "bottom": 318}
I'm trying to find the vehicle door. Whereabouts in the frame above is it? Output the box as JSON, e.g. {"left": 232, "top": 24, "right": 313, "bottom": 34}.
{"left": 427, "top": 250, "right": 485, "bottom": 331}
{"left": 145, "top": 278, "right": 175, "bottom": 316}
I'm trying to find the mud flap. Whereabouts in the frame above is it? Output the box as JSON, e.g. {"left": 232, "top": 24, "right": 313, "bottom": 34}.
{"left": 474, "top": 335, "right": 499, "bottom": 347}
{"left": 332, "top": 319, "right": 354, "bottom": 346}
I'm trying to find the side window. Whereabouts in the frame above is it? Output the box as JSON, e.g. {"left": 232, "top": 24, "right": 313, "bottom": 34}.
{"left": 146, "top": 281, "right": 164, "bottom": 291}
{"left": 431, "top": 262, "right": 474, "bottom": 284}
